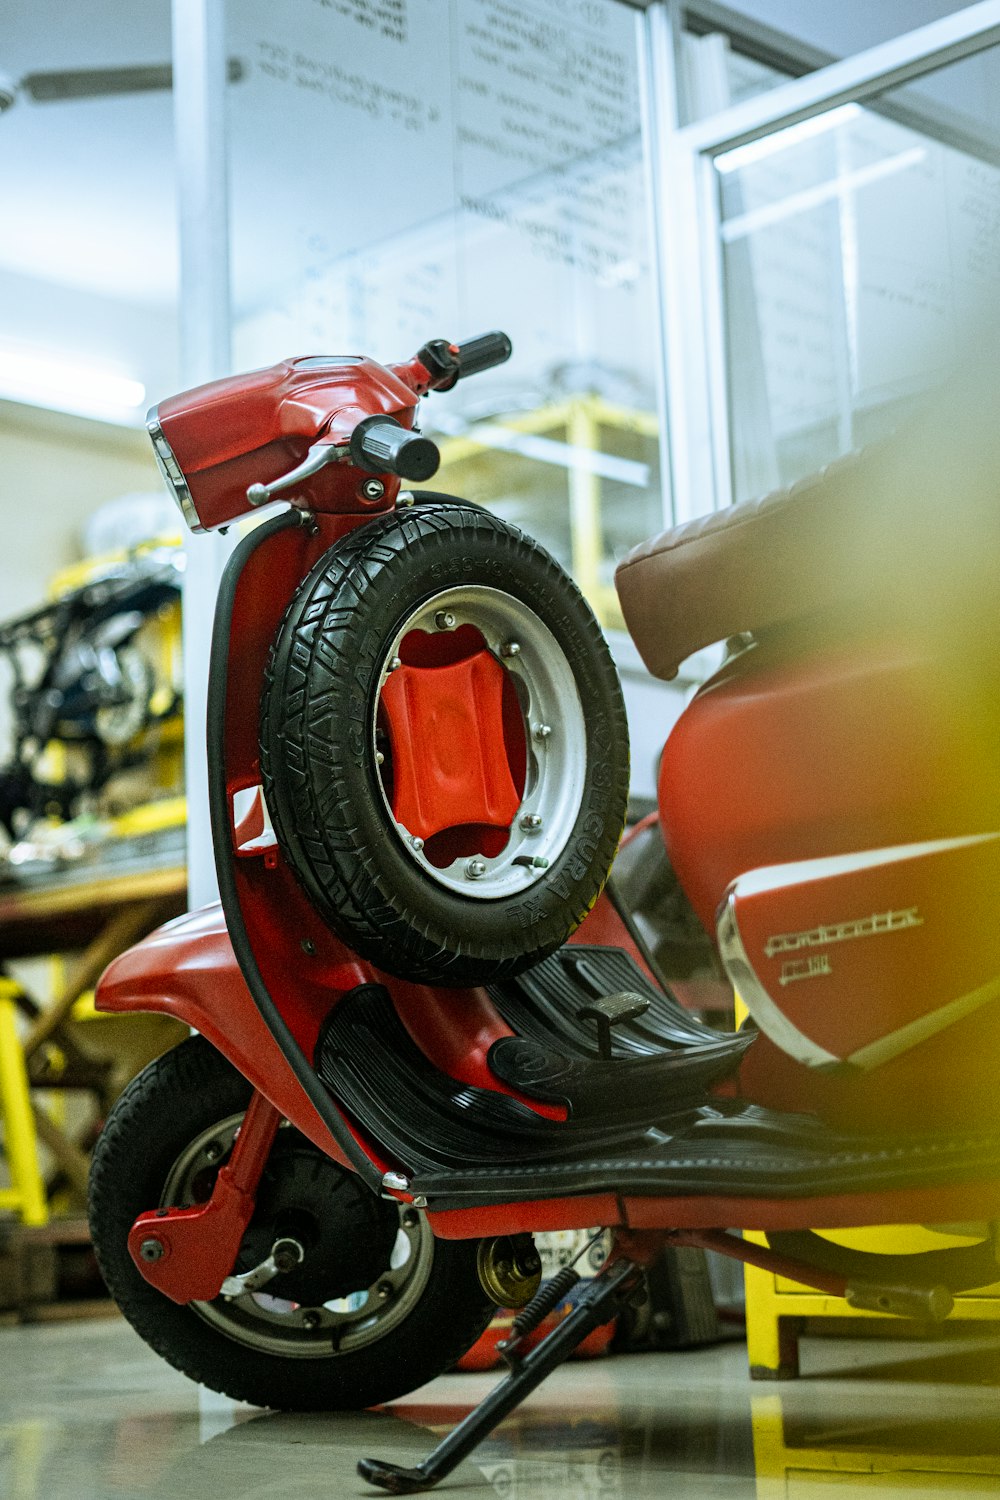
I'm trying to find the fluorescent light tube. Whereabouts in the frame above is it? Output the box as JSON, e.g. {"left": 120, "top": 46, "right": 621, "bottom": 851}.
{"left": 0, "top": 347, "right": 146, "bottom": 422}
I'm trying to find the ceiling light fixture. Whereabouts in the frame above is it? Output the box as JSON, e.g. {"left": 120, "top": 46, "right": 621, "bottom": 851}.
{"left": 0, "top": 348, "right": 146, "bottom": 423}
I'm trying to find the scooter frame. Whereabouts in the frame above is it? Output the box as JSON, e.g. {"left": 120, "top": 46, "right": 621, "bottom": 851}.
{"left": 96, "top": 504, "right": 1000, "bottom": 1314}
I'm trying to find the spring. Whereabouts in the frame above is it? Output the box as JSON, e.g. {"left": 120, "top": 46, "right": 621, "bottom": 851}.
{"left": 509, "top": 1267, "right": 580, "bottom": 1341}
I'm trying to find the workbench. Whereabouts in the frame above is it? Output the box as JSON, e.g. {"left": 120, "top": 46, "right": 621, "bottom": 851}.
{"left": 0, "top": 860, "right": 187, "bottom": 1221}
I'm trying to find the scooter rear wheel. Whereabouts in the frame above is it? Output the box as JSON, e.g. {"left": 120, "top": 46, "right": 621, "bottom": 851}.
{"left": 89, "top": 1036, "right": 494, "bottom": 1410}
{"left": 260, "top": 501, "right": 630, "bottom": 986}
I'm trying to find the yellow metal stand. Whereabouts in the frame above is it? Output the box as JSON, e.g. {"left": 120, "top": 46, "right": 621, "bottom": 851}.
{"left": 0, "top": 980, "right": 48, "bottom": 1226}
{"left": 745, "top": 1226, "right": 1000, "bottom": 1379}
{"left": 735, "top": 990, "right": 1000, "bottom": 1377}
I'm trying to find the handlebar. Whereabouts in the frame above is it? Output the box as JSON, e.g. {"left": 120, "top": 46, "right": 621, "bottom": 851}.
{"left": 237, "top": 331, "right": 511, "bottom": 513}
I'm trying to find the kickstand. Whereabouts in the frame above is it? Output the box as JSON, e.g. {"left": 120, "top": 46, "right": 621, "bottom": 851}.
{"left": 357, "top": 1256, "right": 641, "bottom": 1494}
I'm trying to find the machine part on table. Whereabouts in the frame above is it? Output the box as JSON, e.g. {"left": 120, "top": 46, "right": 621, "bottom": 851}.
{"left": 260, "top": 502, "right": 630, "bottom": 986}
{"left": 844, "top": 1280, "right": 954, "bottom": 1320}
{"left": 0, "top": 549, "right": 182, "bottom": 841}
{"left": 89, "top": 1035, "right": 493, "bottom": 1410}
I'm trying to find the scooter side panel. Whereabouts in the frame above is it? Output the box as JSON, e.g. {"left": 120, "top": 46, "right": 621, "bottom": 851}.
{"left": 722, "top": 833, "right": 1000, "bottom": 1069}
{"left": 660, "top": 629, "right": 1000, "bottom": 932}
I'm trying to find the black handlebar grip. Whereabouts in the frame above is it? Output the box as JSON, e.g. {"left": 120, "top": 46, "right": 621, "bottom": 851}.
{"left": 350, "top": 416, "right": 440, "bottom": 482}
{"left": 455, "top": 331, "right": 513, "bottom": 378}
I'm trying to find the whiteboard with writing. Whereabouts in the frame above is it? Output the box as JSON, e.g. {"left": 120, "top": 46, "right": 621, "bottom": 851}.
{"left": 227, "top": 0, "right": 656, "bottom": 413}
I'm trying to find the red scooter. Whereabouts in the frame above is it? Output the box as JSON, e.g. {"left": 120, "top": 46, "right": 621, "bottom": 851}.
{"left": 89, "top": 334, "right": 1000, "bottom": 1494}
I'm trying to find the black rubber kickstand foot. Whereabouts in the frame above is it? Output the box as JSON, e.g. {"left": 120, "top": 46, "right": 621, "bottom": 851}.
{"left": 356, "top": 1459, "right": 435, "bottom": 1494}
{"left": 357, "top": 1257, "right": 640, "bottom": 1493}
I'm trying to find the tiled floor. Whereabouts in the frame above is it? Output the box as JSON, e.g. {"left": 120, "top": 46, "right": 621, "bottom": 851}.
{"left": 1, "top": 1316, "right": 999, "bottom": 1497}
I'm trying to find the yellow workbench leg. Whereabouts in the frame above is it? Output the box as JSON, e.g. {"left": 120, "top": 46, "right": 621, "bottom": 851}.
{"left": 0, "top": 988, "right": 48, "bottom": 1226}
{"left": 744, "top": 1250, "right": 802, "bottom": 1379}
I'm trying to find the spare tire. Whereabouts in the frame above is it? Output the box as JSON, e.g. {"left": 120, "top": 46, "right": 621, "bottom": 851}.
{"left": 260, "top": 501, "right": 629, "bottom": 986}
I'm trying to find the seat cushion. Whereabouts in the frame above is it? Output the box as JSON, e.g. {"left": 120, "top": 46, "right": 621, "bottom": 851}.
{"left": 615, "top": 370, "right": 1000, "bottom": 681}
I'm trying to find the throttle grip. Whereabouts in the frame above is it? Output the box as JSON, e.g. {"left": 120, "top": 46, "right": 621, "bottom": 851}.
{"left": 455, "top": 331, "right": 513, "bottom": 378}
{"left": 417, "top": 331, "right": 513, "bottom": 391}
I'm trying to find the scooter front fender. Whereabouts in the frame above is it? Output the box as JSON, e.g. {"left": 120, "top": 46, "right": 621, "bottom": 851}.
{"left": 96, "top": 901, "right": 365, "bottom": 1168}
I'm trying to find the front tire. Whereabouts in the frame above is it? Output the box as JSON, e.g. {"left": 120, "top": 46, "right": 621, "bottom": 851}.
{"left": 260, "top": 502, "right": 630, "bottom": 986}
{"left": 89, "top": 1036, "right": 493, "bottom": 1410}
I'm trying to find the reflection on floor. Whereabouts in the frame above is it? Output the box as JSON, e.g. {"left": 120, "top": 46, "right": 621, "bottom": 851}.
{"left": 0, "top": 1318, "right": 998, "bottom": 1498}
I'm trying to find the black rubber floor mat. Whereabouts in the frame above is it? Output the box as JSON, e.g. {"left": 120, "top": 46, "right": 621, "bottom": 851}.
{"left": 488, "top": 945, "right": 722, "bottom": 1057}
{"left": 316, "top": 983, "right": 703, "bottom": 1170}
{"left": 315, "top": 984, "right": 1000, "bottom": 1205}
{"left": 487, "top": 1031, "right": 750, "bottom": 1119}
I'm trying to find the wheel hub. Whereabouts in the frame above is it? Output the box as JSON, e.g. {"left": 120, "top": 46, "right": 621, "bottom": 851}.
{"left": 162, "top": 1118, "right": 436, "bottom": 1360}
{"left": 234, "top": 1137, "right": 399, "bottom": 1306}
{"left": 373, "top": 585, "right": 586, "bottom": 900}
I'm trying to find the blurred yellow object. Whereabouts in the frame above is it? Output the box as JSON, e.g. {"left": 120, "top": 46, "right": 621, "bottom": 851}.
{"left": 436, "top": 396, "right": 659, "bottom": 633}
{"left": 0, "top": 978, "right": 47, "bottom": 1226}
{"left": 751, "top": 1388, "right": 1000, "bottom": 1495}
{"left": 735, "top": 995, "right": 1000, "bottom": 1378}
{"left": 47, "top": 534, "right": 183, "bottom": 595}
{"left": 109, "top": 796, "right": 186, "bottom": 839}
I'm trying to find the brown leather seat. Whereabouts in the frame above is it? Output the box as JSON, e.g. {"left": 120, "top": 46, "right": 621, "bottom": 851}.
{"left": 616, "top": 371, "right": 1000, "bottom": 682}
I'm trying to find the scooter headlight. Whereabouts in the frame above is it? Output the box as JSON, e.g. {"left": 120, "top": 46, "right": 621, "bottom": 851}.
{"left": 147, "top": 408, "right": 199, "bottom": 531}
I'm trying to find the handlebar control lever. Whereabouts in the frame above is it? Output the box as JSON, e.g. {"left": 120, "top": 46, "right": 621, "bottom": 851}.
{"left": 246, "top": 441, "right": 345, "bottom": 508}
{"left": 350, "top": 416, "right": 440, "bottom": 481}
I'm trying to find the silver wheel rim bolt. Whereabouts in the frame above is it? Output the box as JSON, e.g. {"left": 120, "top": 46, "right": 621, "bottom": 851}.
{"left": 388, "top": 656, "right": 401, "bottom": 672}
{"left": 302, "top": 1310, "right": 321, "bottom": 1329}
{"left": 376, "top": 1281, "right": 393, "bottom": 1301}
{"left": 533, "top": 722, "right": 551, "bottom": 740}
{"left": 500, "top": 641, "right": 520, "bottom": 657}
{"left": 410, "top": 836, "right": 424, "bottom": 851}
{"left": 466, "top": 858, "right": 487, "bottom": 879}
{"left": 376, "top": 750, "right": 384, "bottom": 765}
{"left": 519, "top": 812, "right": 542, "bottom": 832}
{"left": 435, "top": 610, "right": 456, "bottom": 630}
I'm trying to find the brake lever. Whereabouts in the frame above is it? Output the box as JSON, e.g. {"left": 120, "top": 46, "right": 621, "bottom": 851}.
{"left": 246, "top": 441, "right": 348, "bottom": 508}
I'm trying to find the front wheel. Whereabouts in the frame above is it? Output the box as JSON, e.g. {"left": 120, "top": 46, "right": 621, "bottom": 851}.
{"left": 89, "top": 1036, "right": 494, "bottom": 1410}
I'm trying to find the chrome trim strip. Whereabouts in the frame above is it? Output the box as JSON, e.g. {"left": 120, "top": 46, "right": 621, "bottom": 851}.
{"left": 147, "top": 408, "right": 201, "bottom": 531}
{"left": 732, "top": 833, "right": 1000, "bottom": 900}
{"left": 846, "top": 973, "right": 1000, "bottom": 1072}
{"left": 716, "top": 890, "right": 841, "bottom": 1069}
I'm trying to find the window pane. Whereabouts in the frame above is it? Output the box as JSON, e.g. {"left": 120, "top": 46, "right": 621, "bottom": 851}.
{"left": 717, "top": 44, "right": 1000, "bottom": 504}
{"left": 225, "top": 0, "right": 663, "bottom": 629}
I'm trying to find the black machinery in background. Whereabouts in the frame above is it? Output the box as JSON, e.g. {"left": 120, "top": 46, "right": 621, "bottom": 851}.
{"left": 0, "top": 549, "right": 183, "bottom": 845}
